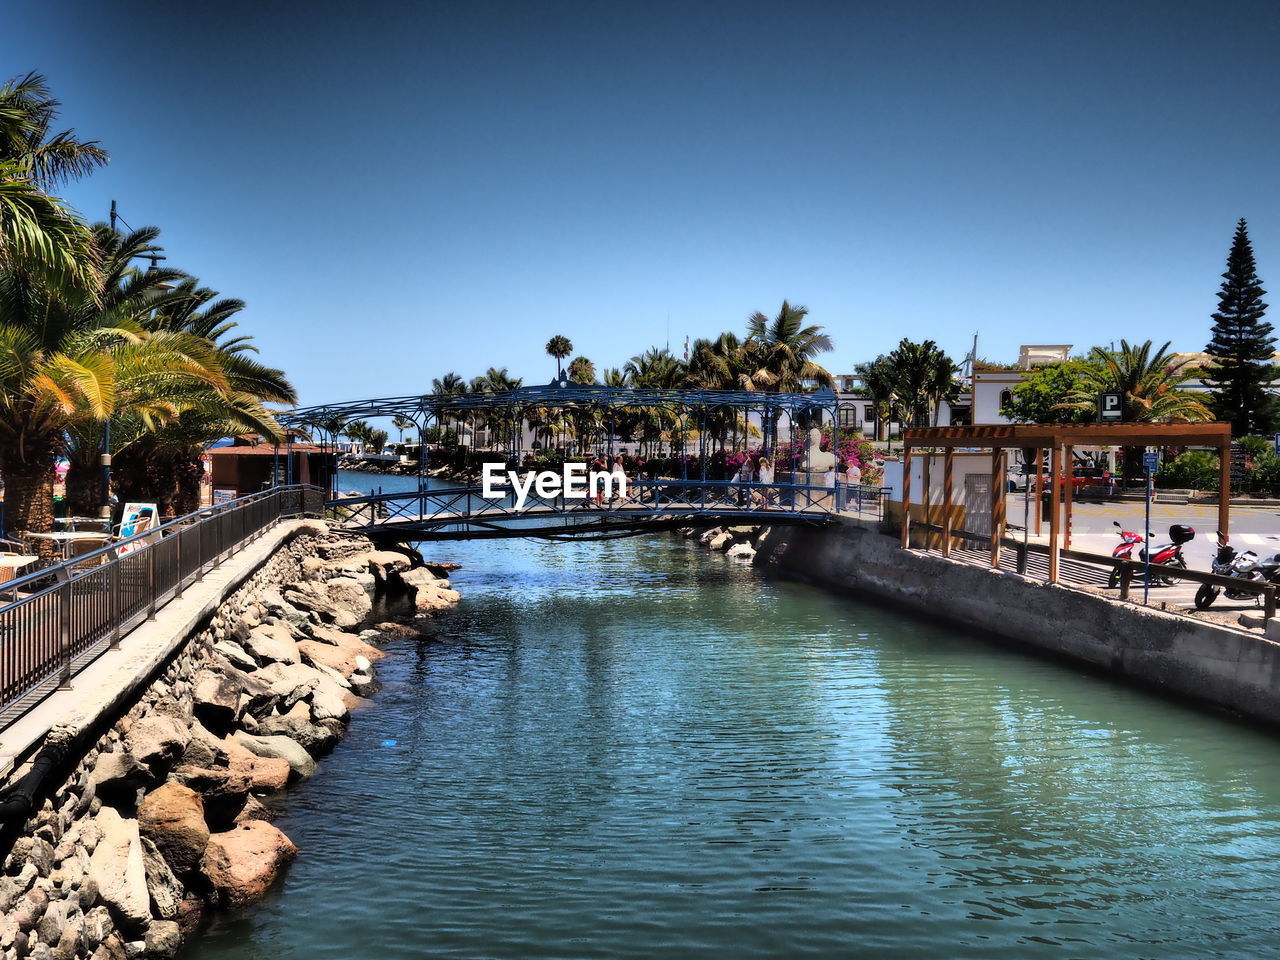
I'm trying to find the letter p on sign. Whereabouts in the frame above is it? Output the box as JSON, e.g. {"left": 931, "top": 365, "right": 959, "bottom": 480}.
{"left": 1098, "top": 392, "right": 1123, "bottom": 422}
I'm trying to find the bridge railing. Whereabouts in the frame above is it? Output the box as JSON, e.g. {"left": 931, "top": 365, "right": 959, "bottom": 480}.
{"left": 0, "top": 484, "right": 325, "bottom": 727}
{"left": 331, "top": 479, "right": 893, "bottom": 530}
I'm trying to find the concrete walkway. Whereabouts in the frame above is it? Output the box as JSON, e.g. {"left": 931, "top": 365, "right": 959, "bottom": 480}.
{"left": 0, "top": 518, "right": 323, "bottom": 779}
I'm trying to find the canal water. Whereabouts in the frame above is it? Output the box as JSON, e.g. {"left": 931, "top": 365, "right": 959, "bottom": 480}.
{"left": 189, "top": 472, "right": 1280, "bottom": 959}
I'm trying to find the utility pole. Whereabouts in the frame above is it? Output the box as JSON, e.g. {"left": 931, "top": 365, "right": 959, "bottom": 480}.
{"left": 101, "top": 201, "right": 117, "bottom": 519}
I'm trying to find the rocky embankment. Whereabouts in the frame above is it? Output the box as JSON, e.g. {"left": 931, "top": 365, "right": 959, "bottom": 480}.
{"left": 338, "top": 455, "right": 420, "bottom": 477}
{"left": 678, "top": 525, "right": 764, "bottom": 561}
{"left": 0, "top": 525, "right": 460, "bottom": 960}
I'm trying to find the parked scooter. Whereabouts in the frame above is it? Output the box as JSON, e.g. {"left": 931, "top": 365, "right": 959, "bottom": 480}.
{"left": 1107, "top": 520, "right": 1195, "bottom": 588}
{"left": 1196, "top": 531, "right": 1280, "bottom": 609}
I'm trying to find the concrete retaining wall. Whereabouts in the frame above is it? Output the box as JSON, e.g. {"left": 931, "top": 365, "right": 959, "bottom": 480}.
{"left": 755, "top": 517, "right": 1280, "bottom": 727}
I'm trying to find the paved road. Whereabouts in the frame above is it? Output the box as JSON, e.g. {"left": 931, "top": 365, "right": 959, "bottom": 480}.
{"left": 1003, "top": 494, "right": 1280, "bottom": 566}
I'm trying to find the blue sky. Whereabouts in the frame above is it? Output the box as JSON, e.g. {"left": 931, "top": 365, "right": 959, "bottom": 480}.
{"left": 6, "top": 1, "right": 1280, "bottom": 405}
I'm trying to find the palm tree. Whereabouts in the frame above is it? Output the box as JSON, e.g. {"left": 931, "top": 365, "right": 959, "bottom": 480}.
{"left": 685, "top": 332, "right": 748, "bottom": 390}
{"left": 567, "top": 355, "right": 596, "bottom": 384}
{"left": 469, "top": 367, "right": 523, "bottom": 450}
{"left": 55, "top": 250, "right": 296, "bottom": 516}
{"left": 0, "top": 221, "right": 229, "bottom": 536}
{"left": 431, "top": 371, "right": 467, "bottom": 397}
{"left": 1058, "top": 340, "right": 1212, "bottom": 423}
{"left": 743, "top": 301, "right": 836, "bottom": 392}
{"left": 392, "top": 415, "right": 415, "bottom": 443}
{"left": 854, "top": 356, "right": 899, "bottom": 441}
{"left": 545, "top": 334, "right": 573, "bottom": 379}
{"left": 0, "top": 72, "right": 105, "bottom": 287}
{"left": 884, "top": 339, "right": 959, "bottom": 428}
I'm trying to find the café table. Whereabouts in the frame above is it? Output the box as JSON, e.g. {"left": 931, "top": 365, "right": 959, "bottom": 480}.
{"left": 0, "top": 554, "right": 39, "bottom": 601}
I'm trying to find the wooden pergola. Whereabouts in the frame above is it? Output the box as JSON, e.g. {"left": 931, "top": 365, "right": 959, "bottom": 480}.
{"left": 900, "top": 423, "right": 1233, "bottom": 582}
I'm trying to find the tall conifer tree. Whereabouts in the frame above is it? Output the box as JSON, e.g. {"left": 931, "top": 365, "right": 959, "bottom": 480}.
{"left": 1204, "top": 219, "right": 1278, "bottom": 435}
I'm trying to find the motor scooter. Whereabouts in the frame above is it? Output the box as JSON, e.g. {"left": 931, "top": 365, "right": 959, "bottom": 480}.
{"left": 1194, "top": 531, "right": 1265, "bottom": 609}
{"left": 1107, "top": 520, "right": 1194, "bottom": 588}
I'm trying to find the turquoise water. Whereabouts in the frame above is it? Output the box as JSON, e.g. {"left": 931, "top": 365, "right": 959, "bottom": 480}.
{"left": 187, "top": 472, "right": 1280, "bottom": 959}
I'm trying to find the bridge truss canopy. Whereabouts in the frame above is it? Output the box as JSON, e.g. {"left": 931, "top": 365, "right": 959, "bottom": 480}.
{"left": 277, "top": 383, "right": 840, "bottom": 431}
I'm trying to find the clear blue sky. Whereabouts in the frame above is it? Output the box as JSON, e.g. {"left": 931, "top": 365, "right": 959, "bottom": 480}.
{"left": 6, "top": 1, "right": 1280, "bottom": 405}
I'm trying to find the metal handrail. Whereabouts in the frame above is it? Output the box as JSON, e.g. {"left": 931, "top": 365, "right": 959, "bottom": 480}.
{"left": 0, "top": 484, "right": 325, "bottom": 726}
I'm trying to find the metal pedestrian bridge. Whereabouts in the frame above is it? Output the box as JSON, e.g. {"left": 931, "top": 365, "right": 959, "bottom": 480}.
{"left": 332, "top": 479, "right": 888, "bottom": 542}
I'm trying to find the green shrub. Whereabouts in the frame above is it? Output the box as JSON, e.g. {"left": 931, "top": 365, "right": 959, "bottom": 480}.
{"left": 1156, "top": 450, "right": 1218, "bottom": 491}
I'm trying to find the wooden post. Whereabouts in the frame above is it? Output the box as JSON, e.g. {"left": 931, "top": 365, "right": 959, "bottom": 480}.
{"left": 901, "top": 446, "right": 913, "bottom": 549}
{"left": 1048, "top": 443, "right": 1062, "bottom": 583}
{"left": 1063, "top": 443, "right": 1074, "bottom": 551}
{"left": 943, "top": 446, "right": 954, "bottom": 558}
{"left": 991, "top": 446, "right": 1004, "bottom": 568}
{"left": 1219, "top": 439, "right": 1231, "bottom": 536}
{"left": 922, "top": 451, "right": 932, "bottom": 550}
{"left": 1029, "top": 450, "right": 1039, "bottom": 537}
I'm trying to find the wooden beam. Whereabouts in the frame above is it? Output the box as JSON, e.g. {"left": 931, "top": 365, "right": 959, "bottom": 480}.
{"left": 901, "top": 448, "right": 913, "bottom": 549}
{"left": 943, "top": 447, "right": 954, "bottom": 558}
{"left": 903, "top": 422, "right": 1232, "bottom": 449}
{"left": 1048, "top": 443, "right": 1062, "bottom": 583}
{"left": 1220, "top": 439, "right": 1231, "bottom": 536}
{"left": 1063, "top": 444, "right": 1074, "bottom": 551}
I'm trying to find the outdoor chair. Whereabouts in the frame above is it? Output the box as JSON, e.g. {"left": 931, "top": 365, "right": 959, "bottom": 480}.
{"left": 67, "top": 535, "right": 112, "bottom": 569}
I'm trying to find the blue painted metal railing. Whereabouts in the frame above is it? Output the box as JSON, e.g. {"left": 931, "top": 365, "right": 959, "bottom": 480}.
{"left": 333, "top": 479, "right": 891, "bottom": 539}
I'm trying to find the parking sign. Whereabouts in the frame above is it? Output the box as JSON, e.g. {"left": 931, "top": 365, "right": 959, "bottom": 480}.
{"left": 1098, "top": 393, "right": 1123, "bottom": 421}
{"left": 1143, "top": 451, "right": 1159, "bottom": 474}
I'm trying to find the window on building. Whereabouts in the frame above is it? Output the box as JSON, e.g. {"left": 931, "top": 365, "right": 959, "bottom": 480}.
{"left": 999, "top": 390, "right": 1012, "bottom": 413}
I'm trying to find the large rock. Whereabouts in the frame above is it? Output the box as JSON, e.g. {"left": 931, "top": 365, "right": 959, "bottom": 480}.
{"left": 192, "top": 670, "right": 240, "bottom": 735}
{"left": 364, "top": 550, "right": 414, "bottom": 579}
{"left": 256, "top": 702, "right": 343, "bottom": 757}
{"left": 125, "top": 715, "right": 191, "bottom": 776}
{"left": 137, "top": 782, "right": 209, "bottom": 877}
{"left": 257, "top": 587, "right": 310, "bottom": 629}
{"left": 179, "top": 722, "right": 228, "bottom": 770}
{"left": 87, "top": 807, "right": 150, "bottom": 934}
{"left": 220, "top": 736, "right": 293, "bottom": 791}
{"left": 324, "top": 577, "right": 374, "bottom": 619}
{"left": 140, "top": 837, "right": 182, "bottom": 921}
{"left": 297, "top": 635, "right": 384, "bottom": 680}
{"left": 210, "top": 640, "right": 257, "bottom": 671}
{"left": 89, "top": 750, "right": 151, "bottom": 809}
{"left": 708, "top": 531, "right": 733, "bottom": 552}
{"left": 282, "top": 584, "right": 359, "bottom": 628}
{"left": 201, "top": 822, "right": 298, "bottom": 909}
{"left": 232, "top": 732, "right": 316, "bottom": 779}
{"left": 399, "top": 568, "right": 461, "bottom": 613}
{"left": 144, "top": 920, "right": 182, "bottom": 959}
{"left": 168, "top": 766, "right": 254, "bottom": 829}
{"left": 241, "top": 624, "right": 301, "bottom": 667}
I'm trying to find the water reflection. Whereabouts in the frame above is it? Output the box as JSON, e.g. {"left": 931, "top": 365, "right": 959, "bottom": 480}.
{"left": 188, "top": 474, "right": 1280, "bottom": 960}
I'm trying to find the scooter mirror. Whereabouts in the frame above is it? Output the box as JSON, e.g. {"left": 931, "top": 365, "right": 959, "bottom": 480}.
{"left": 1113, "top": 521, "right": 1121, "bottom": 528}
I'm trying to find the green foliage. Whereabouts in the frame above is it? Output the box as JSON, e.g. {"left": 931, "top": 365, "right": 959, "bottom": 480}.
{"left": 1156, "top": 450, "right": 1219, "bottom": 491}
{"left": 545, "top": 334, "right": 573, "bottom": 377}
{"left": 880, "top": 339, "right": 961, "bottom": 429}
{"left": 424, "top": 425, "right": 458, "bottom": 446}
{"left": 1057, "top": 340, "right": 1212, "bottom": 423}
{"left": 1003, "top": 361, "right": 1097, "bottom": 423}
{"left": 1203, "top": 219, "right": 1278, "bottom": 435}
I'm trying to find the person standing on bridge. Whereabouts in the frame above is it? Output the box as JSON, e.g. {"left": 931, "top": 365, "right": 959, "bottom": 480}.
{"left": 757, "top": 456, "right": 774, "bottom": 506}
{"left": 611, "top": 455, "right": 629, "bottom": 504}
{"left": 732, "top": 458, "right": 753, "bottom": 506}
